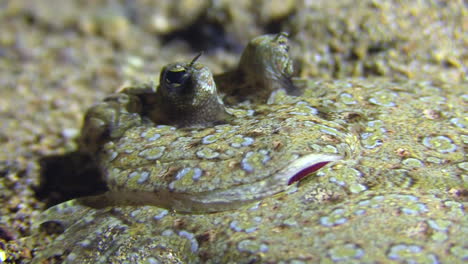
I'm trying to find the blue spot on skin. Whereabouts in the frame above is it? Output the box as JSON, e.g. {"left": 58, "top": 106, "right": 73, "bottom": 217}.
{"left": 202, "top": 135, "right": 217, "bottom": 144}
{"left": 175, "top": 168, "right": 190, "bottom": 180}
{"left": 319, "top": 209, "right": 348, "bottom": 227}
{"left": 66, "top": 253, "right": 78, "bottom": 261}
{"left": 333, "top": 208, "right": 344, "bottom": 215}
{"left": 367, "top": 120, "right": 383, "bottom": 127}
{"left": 260, "top": 244, "right": 269, "bottom": 252}
{"left": 329, "top": 177, "right": 346, "bottom": 186}
{"left": 335, "top": 218, "right": 347, "bottom": 225}
{"left": 140, "top": 130, "right": 161, "bottom": 141}
{"left": 289, "top": 101, "right": 318, "bottom": 115}
{"left": 192, "top": 168, "right": 203, "bottom": 181}
{"left": 162, "top": 229, "right": 174, "bottom": 236}
{"left": 357, "top": 196, "right": 385, "bottom": 208}
{"left": 156, "top": 125, "right": 176, "bottom": 130}
{"left": 316, "top": 124, "right": 341, "bottom": 137}
{"left": 387, "top": 244, "right": 440, "bottom": 263}
{"left": 329, "top": 243, "right": 365, "bottom": 261}
{"left": 358, "top": 200, "right": 370, "bottom": 206}
{"left": 422, "top": 135, "right": 457, "bottom": 153}
{"left": 153, "top": 210, "right": 169, "bottom": 220}
{"left": 147, "top": 257, "right": 159, "bottom": 264}
{"left": 230, "top": 136, "right": 255, "bottom": 148}
{"left": 178, "top": 230, "right": 199, "bottom": 252}
{"left": 241, "top": 152, "right": 255, "bottom": 172}
{"left": 78, "top": 239, "right": 92, "bottom": 247}
{"left": 391, "top": 244, "right": 422, "bottom": 254}
{"left": 361, "top": 133, "right": 371, "bottom": 139}
{"left": 373, "top": 196, "right": 385, "bottom": 201}
{"left": 259, "top": 149, "right": 270, "bottom": 163}
{"left": 175, "top": 167, "right": 203, "bottom": 181}
{"left": 354, "top": 209, "right": 366, "bottom": 215}
{"left": 196, "top": 148, "right": 220, "bottom": 159}
{"left": 339, "top": 93, "right": 357, "bottom": 104}
{"left": 394, "top": 194, "right": 419, "bottom": 201}
{"left": 230, "top": 221, "right": 243, "bottom": 232}
{"left": 304, "top": 121, "right": 315, "bottom": 127}
{"left": 230, "top": 221, "right": 258, "bottom": 233}
{"left": 319, "top": 216, "right": 348, "bottom": 227}
{"left": 249, "top": 202, "right": 261, "bottom": 211}
{"left": 241, "top": 137, "right": 255, "bottom": 147}
{"left": 368, "top": 91, "right": 397, "bottom": 107}
{"left": 360, "top": 132, "right": 383, "bottom": 149}
{"left": 138, "top": 146, "right": 165, "bottom": 160}
{"left": 245, "top": 227, "right": 257, "bottom": 233}
{"left": 107, "top": 151, "right": 118, "bottom": 162}
{"left": 450, "top": 117, "right": 466, "bottom": 128}
{"left": 427, "top": 220, "right": 450, "bottom": 231}
{"left": 137, "top": 171, "right": 149, "bottom": 184}
{"left": 130, "top": 209, "right": 142, "bottom": 218}
{"left": 241, "top": 150, "right": 270, "bottom": 173}
{"left": 401, "top": 203, "right": 429, "bottom": 215}
{"left": 129, "top": 171, "right": 139, "bottom": 179}
{"left": 148, "top": 134, "right": 161, "bottom": 141}
{"left": 371, "top": 138, "right": 384, "bottom": 145}
{"left": 123, "top": 148, "right": 135, "bottom": 154}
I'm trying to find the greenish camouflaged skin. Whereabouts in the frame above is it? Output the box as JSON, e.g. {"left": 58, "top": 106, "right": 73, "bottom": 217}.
{"left": 31, "top": 34, "right": 467, "bottom": 263}
{"left": 215, "top": 32, "right": 301, "bottom": 104}
{"left": 74, "top": 33, "right": 345, "bottom": 213}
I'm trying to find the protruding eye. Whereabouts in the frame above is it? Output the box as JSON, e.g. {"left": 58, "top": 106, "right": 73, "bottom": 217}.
{"left": 274, "top": 32, "right": 290, "bottom": 52}
{"left": 275, "top": 32, "right": 289, "bottom": 44}
{"left": 165, "top": 67, "right": 189, "bottom": 86}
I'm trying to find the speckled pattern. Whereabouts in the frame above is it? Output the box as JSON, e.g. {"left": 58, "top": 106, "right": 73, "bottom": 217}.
{"left": 30, "top": 32, "right": 467, "bottom": 263}
{"left": 216, "top": 32, "right": 300, "bottom": 103}
{"left": 1, "top": 1, "right": 466, "bottom": 263}
{"left": 74, "top": 34, "right": 344, "bottom": 213}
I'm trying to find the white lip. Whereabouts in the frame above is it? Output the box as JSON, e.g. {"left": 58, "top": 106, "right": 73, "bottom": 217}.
{"left": 86, "top": 153, "right": 343, "bottom": 213}
{"left": 275, "top": 153, "right": 343, "bottom": 185}
{"left": 181, "top": 153, "right": 343, "bottom": 211}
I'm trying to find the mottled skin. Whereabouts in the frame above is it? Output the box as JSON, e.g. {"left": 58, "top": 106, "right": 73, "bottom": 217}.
{"left": 75, "top": 33, "right": 342, "bottom": 213}
{"left": 147, "top": 53, "right": 230, "bottom": 127}
{"left": 216, "top": 32, "right": 301, "bottom": 104}
{"left": 32, "top": 34, "right": 467, "bottom": 263}
{"left": 79, "top": 53, "right": 230, "bottom": 153}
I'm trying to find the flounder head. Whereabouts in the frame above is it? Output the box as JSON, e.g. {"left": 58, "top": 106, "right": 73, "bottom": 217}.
{"left": 149, "top": 53, "right": 231, "bottom": 127}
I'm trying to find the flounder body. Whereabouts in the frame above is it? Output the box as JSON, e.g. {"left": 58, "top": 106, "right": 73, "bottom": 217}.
{"left": 84, "top": 95, "right": 347, "bottom": 212}
{"left": 76, "top": 33, "right": 343, "bottom": 213}
{"left": 31, "top": 33, "right": 467, "bottom": 263}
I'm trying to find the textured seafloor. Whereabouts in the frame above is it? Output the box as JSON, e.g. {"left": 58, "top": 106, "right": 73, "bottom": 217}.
{"left": 0, "top": 0, "right": 466, "bottom": 263}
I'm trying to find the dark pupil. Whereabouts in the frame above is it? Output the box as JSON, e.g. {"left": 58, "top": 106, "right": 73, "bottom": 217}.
{"left": 166, "top": 70, "right": 188, "bottom": 85}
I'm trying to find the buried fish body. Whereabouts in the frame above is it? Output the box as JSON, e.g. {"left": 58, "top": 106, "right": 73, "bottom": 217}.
{"left": 32, "top": 33, "right": 467, "bottom": 263}
{"left": 75, "top": 33, "right": 345, "bottom": 213}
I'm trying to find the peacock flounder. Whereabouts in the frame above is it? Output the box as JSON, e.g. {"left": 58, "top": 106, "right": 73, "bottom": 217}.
{"left": 31, "top": 33, "right": 467, "bottom": 263}
{"left": 75, "top": 32, "right": 345, "bottom": 213}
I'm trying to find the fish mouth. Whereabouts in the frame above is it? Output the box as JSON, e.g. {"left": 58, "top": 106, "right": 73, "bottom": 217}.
{"left": 179, "top": 153, "right": 343, "bottom": 211}
{"left": 84, "top": 153, "right": 343, "bottom": 213}
{"left": 278, "top": 153, "right": 343, "bottom": 185}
